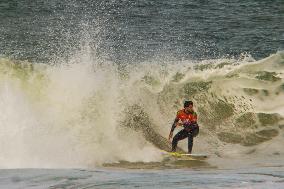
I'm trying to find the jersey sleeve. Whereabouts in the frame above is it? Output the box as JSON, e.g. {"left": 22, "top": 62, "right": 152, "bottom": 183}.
{"left": 175, "top": 110, "right": 181, "bottom": 120}
{"left": 192, "top": 112, "right": 197, "bottom": 122}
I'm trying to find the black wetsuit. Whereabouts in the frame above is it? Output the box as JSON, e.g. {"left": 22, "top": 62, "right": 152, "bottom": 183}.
{"left": 172, "top": 123, "right": 199, "bottom": 153}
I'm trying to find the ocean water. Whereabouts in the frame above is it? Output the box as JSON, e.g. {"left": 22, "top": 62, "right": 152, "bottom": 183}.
{"left": 1, "top": 167, "right": 284, "bottom": 189}
{"left": 0, "top": 0, "right": 284, "bottom": 188}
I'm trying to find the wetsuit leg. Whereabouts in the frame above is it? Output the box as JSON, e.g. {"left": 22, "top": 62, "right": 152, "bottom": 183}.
{"left": 188, "top": 126, "right": 199, "bottom": 153}
{"left": 172, "top": 129, "right": 189, "bottom": 152}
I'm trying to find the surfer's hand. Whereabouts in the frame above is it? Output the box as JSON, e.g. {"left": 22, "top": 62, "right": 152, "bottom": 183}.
{"left": 176, "top": 122, "right": 182, "bottom": 127}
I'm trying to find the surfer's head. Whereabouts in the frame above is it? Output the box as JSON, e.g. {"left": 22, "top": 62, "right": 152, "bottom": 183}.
{"left": 184, "top": 100, "right": 193, "bottom": 112}
{"left": 184, "top": 100, "right": 193, "bottom": 108}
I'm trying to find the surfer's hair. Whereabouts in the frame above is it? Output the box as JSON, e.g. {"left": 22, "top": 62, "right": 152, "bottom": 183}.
{"left": 184, "top": 100, "right": 193, "bottom": 108}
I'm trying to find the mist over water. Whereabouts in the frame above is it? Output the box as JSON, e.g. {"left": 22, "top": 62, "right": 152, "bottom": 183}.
{"left": 0, "top": 0, "right": 283, "bottom": 62}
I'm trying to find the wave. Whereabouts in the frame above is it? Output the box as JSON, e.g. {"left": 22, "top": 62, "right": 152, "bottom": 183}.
{"left": 0, "top": 51, "right": 283, "bottom": 168}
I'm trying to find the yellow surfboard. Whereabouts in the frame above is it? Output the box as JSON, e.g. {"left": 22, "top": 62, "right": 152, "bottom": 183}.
{"left": 161, "top": 150, "right": 208, "bottom": 160}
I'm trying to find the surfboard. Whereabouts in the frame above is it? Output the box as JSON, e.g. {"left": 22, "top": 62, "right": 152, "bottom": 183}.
{"left": 161, "top": 150, "right": 208, "bottom": 160}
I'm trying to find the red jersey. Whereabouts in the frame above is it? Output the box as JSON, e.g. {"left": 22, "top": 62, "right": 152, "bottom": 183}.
{"left": 176, "top": 109, "right": 197, "bottom": 124}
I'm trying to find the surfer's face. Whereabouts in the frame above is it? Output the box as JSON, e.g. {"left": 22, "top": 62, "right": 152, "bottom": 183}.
{"left": 185, "top": 104, "right": 193, "bottom": 112}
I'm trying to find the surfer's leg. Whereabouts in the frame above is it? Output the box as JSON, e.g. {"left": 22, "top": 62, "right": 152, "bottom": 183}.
{"left": 172, "top": 129, "right": 188, "bottom": 152}
{"left": 188, "top": 133, "right": 193, "bottom": 154}
{"left": 192, "top": 125, "right": 199, "bottom": 137}
{"left": 188, "top": 126, "right": 199, "bottom": 153}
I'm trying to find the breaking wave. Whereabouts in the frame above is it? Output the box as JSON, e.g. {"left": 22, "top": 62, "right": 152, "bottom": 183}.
{"left": 0, "top": 50, "right": 283, "bottom": 168}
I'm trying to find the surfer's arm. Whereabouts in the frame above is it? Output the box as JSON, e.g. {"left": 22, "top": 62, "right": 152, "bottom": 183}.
{"left": 170, "top": 118, "right": 179, "bottom": 133}
{"left": 169, "top": 118, "right": 179, "bottom": 140}
{"left": 169, "top": 112, "right": 180, "bottom": 140}
{"left": 190, "top": 112, "right": 198, "bottom": 124}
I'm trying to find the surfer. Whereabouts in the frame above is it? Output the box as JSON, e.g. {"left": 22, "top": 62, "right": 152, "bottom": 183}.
{"left": 168, "top": 100, "right": 199, "bottom": 154}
